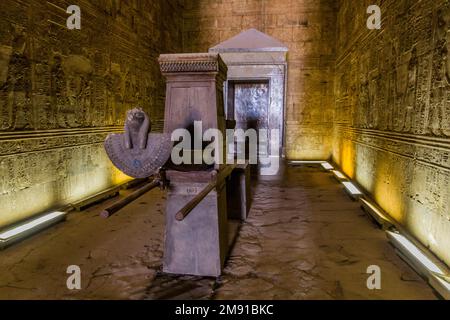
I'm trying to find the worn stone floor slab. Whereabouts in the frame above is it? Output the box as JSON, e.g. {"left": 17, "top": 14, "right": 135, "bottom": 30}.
{"left": 0, "top": 166, "right": 438, "bottom": 299}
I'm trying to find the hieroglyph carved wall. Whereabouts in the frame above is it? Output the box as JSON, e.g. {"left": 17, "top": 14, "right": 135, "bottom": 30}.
{"left": 183, "top": 0, "right": 338, "bottom": 159}
{"left": 334, "top": 0, "right": 450, "bottom": 266}
{"left": 0, "top": 0, "right": 184, "bottom": 227}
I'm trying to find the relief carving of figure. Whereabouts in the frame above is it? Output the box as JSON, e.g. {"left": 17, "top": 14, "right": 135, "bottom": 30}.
{"left": 50, "top": 54, "right": 93, "bottom": 128}
{"left": 383, "top": 42, "right": 398, "bottom": 131}
{"left": 123, "top": 72, "right": 139, "bottom": 119}
{"left": 0, "top": 26, "right": 33, "bottom": 130}
{"left": 104, "top": 0, "right": 122, "bottom": 18}
{"left": 368, "top": 75, "right": 379, "bottom": 129}
{"left": 359, "top": 76, "right": 370, "bottom": 129}
{"left": 63, "top": 54, "right": 94, "bottom": 127}
{"left": 104, "top": 71, "right": 115, "bottom": 125}
{"left": 104, "top": 63, "right": 124, "bottom": 126}
{"left": 386, "top": 69, "right": 397, "bottom": 131}
{"left": 394, "top": 53, "right": 410, "bottom": 132}
{"left": 0, "top": 44, "right": 12, "bottom": 130}
{"left": 50, "top": 54, "right": 66, "bottom": 128}
{"left": 402, "top": 47, "right": 418, "bottom": 133}
{"left": 428, "top": 8, "right": 450, "bottom": 136}
{"left": 377, "top": 49, "right": 390, "bottom": 131}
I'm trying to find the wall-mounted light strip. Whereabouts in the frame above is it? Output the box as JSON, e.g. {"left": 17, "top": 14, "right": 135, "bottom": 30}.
{"left": 332, "top": 170, "right": 346, "bottom": 180}
{"left": 342, "top": 181, "right": 363, "bottom": 200}
{"left": 360, "top": 198, "right": 394, "bottom": 229}
{"left": 0, "top": 211, "right": 67, "bottom": 249}
{"left": 430, "top": 273, "right": 450, "bottom": 300}
{"left": 387, "top": 230, "right": 450, "bottom": 299}
{"left": 321, "top": 162, "right": 334, "bottom": 170}
{"left": 288, "top": 160, "right": 326, "bottom": 166}
{"left": 387, "top": 230, "right": 441, "bottom": 274}
{"left": 329, "top": 163, "right": 449, "bottom": 299}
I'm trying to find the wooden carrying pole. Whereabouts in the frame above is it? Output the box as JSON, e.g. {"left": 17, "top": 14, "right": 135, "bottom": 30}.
{"left": 175, "top": 164, "right": 236, "bottom": 221}
{"left": 100, "top": 180, "right": 160, "bottom": 218}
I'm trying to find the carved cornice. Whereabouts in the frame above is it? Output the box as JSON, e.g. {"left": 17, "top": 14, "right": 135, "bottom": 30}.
{"left": 335, "top": 125, "right": 450, "bottom": 150}
{"left": 0, "top": 127, "right": 123, "bottom": 141}
{"left": 158, "top": 53, "right": 227, "bottom": 74}
{"left": 0, "top": 127, "right": 124, "bottom": 157}
{"left": 335, "top": 125, "right": 450, "bottom": 172}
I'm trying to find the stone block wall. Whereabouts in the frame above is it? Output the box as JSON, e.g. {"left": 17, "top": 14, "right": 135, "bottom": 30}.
{"left": 183, "top": 0, "right": 338, "bottom": 159}
{"left": 2, "top": 0, "right": 448, "bottom": 269}
{"left": 334, "top": 0, "right": 450, "bottom": 266}
{"left": 0, "top": 0, "right": 184, "bottom": 228}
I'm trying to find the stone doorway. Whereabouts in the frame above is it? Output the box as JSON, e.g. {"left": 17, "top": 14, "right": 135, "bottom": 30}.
{"left": 227, "top": 80, "right": 270, "bottom": 174}
{"left": 209, "top": 29, "right": 288, "bottom": 175}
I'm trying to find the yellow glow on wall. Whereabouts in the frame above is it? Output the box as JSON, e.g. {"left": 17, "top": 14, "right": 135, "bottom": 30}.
{"left": 333, "top": 132, "right": 450, "bottom": 267}
{"left": 0, "top": 183, "right": 58, "bottom": 229}
{"left": 333, "top": 135, "right": 405, "bottom": 224}
{"left": 373, "top": 180, "right": 404, "bottom": 224}
{"left": 64, "top": 147, "right": 113, "bottom": 203}
{"left": 111, "top": 167, "right": 132, "bottom": 185}
{"left": 285, "top": 125, "right": 333, "bottom": 160}
{"left": 0, "top": 145, "right": 131, "bottom": 230}
{"left": 340, "top": 140, "right": 355, "bottom": 179}
{"left": 369, "top": 154, "right": 405, "bottom": 225}
{"left": 67, "top": 170, "right": 110, "bottom": 202}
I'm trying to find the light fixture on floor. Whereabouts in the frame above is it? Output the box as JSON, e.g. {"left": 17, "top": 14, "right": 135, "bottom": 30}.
{"left": 320, "top": 162, "right": 334, "bottom": 170}
{"left": 387, "top": 230, "right": 441, "bottom": 274}
{"left": 332, "top": 170, "right": 346, "bottom": 180}
{"left": 342, "top": 181, "right": 363, "bottom": 199}
{"left": 288, "top": 160, "right": 325, "bottom": 165}
{"left": 430, "top": 273, "right": 450, "bottom": 300}
{"left": 360, "top": 198, "right": 394, "bottom": 229}
{"left": 0, "top": 211, "right": 67, "bottom": 249}
{"left": 387, "top": 230, "right": 450, "bottom": 299}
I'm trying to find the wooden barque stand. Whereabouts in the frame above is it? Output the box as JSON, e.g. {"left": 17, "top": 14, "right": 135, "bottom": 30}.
{"left": 159, "top": 53, "right": 250, "bottom": 277}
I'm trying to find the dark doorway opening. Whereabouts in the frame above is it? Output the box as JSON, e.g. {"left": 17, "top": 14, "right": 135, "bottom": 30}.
{"left": 227, "top": 80, "right": 270, "bottom": 176}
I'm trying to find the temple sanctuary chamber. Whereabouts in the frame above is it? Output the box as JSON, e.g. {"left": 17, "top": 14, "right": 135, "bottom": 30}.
{"left": 0, "top": 0, "right": 449, "bottom": 301}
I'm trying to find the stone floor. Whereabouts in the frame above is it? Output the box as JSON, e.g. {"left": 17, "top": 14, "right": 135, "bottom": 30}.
{"left": 0, "top": 165, "right": 438, "bottom": 299}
